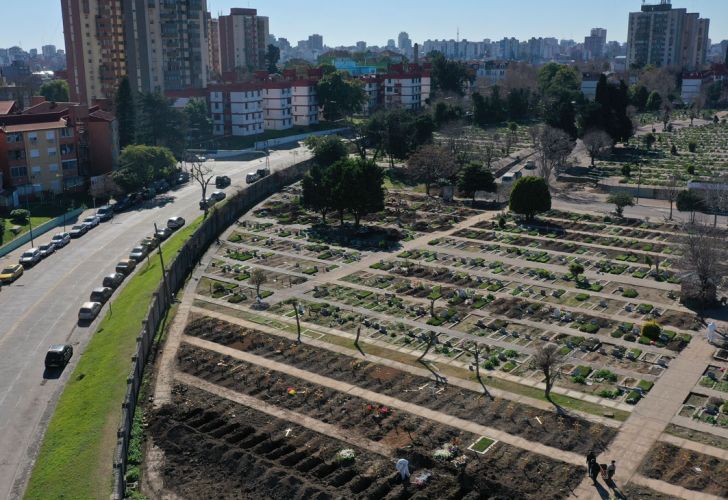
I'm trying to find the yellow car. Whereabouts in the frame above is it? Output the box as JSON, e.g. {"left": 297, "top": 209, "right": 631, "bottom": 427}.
{"left": 0, "top": 264, "right": 24, "bottom": 283}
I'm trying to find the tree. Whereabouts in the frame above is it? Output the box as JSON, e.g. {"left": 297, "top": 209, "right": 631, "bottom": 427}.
{"left": 679, "top": 221, "right": 727, "bottom": 308}
{"left": 184, "top": 98, "right": 212, "bottom": 147}
{"left": 533, "top": 344, "right": 562, "bottom": 403}
{"left": 630, "top": 85, "right": 649, "bottom": 112}
{"left": 703, "top": 179, "right": 728, "bottom": 227}
{"left": 676, "top": 190, "right": 705, "bottom": 223}
{"left": 607, "top": 191, "right": 634, "bottom": 217}
{"left": 457, "top": 163, "right": 496, "bottom": 201}
{"left": 39, "top": 79, "right": 69, "bottom": 103}
{"left": 534, "top": 125, "right": 573, "bottom": 185}
{"left": 463, "top": 343, "right": 494, "bottom": 400}
{"left": 429, "top": 51, "right": 468, "bottom": 96}
{"left": 250, "top": 268, "right": 268, "bottom": 299}
{"left": 642, "top": 133, "right": 656, "bottom": 150}
{"left": 645, "top": 91, "right": 662, "bottom": 112}
{"left": 265, "top": 44, "right": 280, "bottom": 74}
{"left": 301, "top": 164, "right": 333, "bottom": 224}
{"left": 115, "top": 76, "right": 135, "bottom": 149}
{"left": 304, "top": 135, "right": 348, "bottom": 167}
{"left": 582, "top": 129, "right": 613, "bottom": 167}
{"left": 316, "top": 71, "right": 367, "bottom": 121}
{"left": 405, "top": 144, "right": 458, "bottom": 195}
{"left": 186, "top": 154, "right": 214, "bottom": 218}
{"left": 664, "top": 173, "right": 680, "bottom": 220}
{"left": 112, "top": 145, "right": 177, "bottom": 193}
{"left": 569, "top": 262, "right": 584, "bottom": 280}
{"left": 341, "top": 158, "right": 385, "bottom": 227}
{"left": 509, "top": 176, "right": 551, "bottom": 220}
{"left": 136, "top": 92, "right": 188, "bottom": 158}
{"left": 662, "top": 103, "right": 672, "bottom": 132}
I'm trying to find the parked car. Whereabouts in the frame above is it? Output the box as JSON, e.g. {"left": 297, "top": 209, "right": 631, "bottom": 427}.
{"left": 501, "top": 171, "right": 522, "bottom": 184}
{"left": 78, "top": 301, "right": 102, "bottom": 321}
{"left": 155, "top": 227, "right": 173, "bottom": 241}
{"left": 176, "top": 171, "right": 190, "bottom": 184}
{"left": 256, "top": 166, "right": 270, "bottom": 178}
{"left": 102, "top": 272, "right": 125, "bottom": 289}
{"left": 38, "top": 243, "right": 56, "bottom": 258}
{"left": 19, "top": 248, "right": 42, "bottom": 267}
{"left": 44, "top": 344, "right": 73, "bottom": 369}
{"left": 215, "top": 175, "right": 231, "bottom": 188}
{"left": 524, "top": 160, "right": 536, "bottom": 170}
{"left": 50, "top": 232, "right": 71, "bottom": 248}
{"left": 211, "top": 190, "right": 226, "bottom": 202}
{"left": 141, "top": 236, "right": 158, "bottom": 250}
{"left": 129, "top": 246, "right": 148, "bottom": 262}
{"left": 82, "top": 215, "right": 100, "bottom": 228}
{"left": 153, "top": 180, "right": 170, "bottom": 193}
{"left": 69, "top": 225, "right": 88, "bottom": 238}
{"left": 167, "top": 216, "right": 185, "bottom": 230}
{"left": 115, "top": 259, "right": 137, "bottom": 275}
{"left": 199, "top": 196, "right": 216, "bottom": 210}
{"left": 246, "top": 171, "right": 260, "bottom": 184}
{"left": 0, "top": 264, "right": 24, "bottom": 283}
{"left": 90, "top": 286, "right": 113, "bottom": 304}
{"left": 96, "top": 205, "right": 114, "bottom": 221}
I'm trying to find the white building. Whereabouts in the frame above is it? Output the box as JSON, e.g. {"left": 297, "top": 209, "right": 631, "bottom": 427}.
{"left": 291, "top": 80, "right": 319, "bottom": 126}
{"left": 209, "top": 84, "right": 264, "bottom": 137}
{"left": 262, "top": 83, "right": 293, "bottom": 130}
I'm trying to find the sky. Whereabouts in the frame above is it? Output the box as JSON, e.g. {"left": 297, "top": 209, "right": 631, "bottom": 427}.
{"left": 2, "top": 0, "right": 727, "bottom": 51}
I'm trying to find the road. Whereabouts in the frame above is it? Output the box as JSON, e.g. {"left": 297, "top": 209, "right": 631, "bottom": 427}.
{"left": 0, "top": 145, "right": 309, "bottom": 500}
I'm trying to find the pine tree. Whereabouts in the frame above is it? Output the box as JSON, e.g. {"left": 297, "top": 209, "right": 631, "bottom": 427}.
{"left": 115, "top": 77, "right": 136, "bottom": 148}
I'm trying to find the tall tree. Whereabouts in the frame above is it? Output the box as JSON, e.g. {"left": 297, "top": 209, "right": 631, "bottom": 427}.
{"left": 342, "top": 159, "right": 385, "bottom": 227}
{"left": 316, "top": 71, "right": 367, "bottom": 121}
{"left": 533, "top": 344, "right": 562, "bottom": 403}
{"left": 39, "top": 79, "right": 69, "bottom": 102}
{"left": 509, "top": 176, "right": 552, "bottom": 220}
{"left": 676, "top": 190, "right": 705, "bottom": 223}
{"left": 607, "top": 191, "right": 634, "bottom": 217}
{"left": 679, "top": 221, "right": 727, "bottom": 308}
{"left": 265, "top": 44, "right": 281, "bottom": 74}
{"left": 115, "top": 77, "right": 136, "bottom": 149}
{"left": 534, "top": 125, "right": 573, "bottom": 185}
{"left": 301, "top": 164, "right": 333, "bottom": 224}
{"left": 457, "top": 163, "right": 496, "bottom": 201}
{"left": 184, "top": 98, "right": 212, "bottom": 147}
{"left": 405, "top": 144, "right": 458, "bottom": 195}
{"left": 304, "top": 135, "right": 348, "bottom": 167}
{"left": 113, "top": 145, "right": 177, "bottom": 193}
{"left": 429, "top": 51, "right": 468, "bottom": 96}
{"left": 136, "top": 92, "right": 188, "bottom": 158}
{"left": 582, "top": 129, "right": 613, "bottom": 166}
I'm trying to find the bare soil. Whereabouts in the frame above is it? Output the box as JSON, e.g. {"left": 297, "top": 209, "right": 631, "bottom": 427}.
{"left": 640, "top": 442, "right": 728, "bottom": 497}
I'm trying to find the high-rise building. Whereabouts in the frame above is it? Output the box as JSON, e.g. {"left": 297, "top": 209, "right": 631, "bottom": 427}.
{"left": 63, "top": 0, "right": 209, "bottom": 105}
{"left": 499, "top": 37, "right": 520, "bottom": 60}
{"left": 219, "top": 8, "right": 270, "bottom": 74}
{"left": 627, "top": 1, "right": 709, "bottom": 70}
{"left": 398, "top": 32, "right": 412, "bottom": 55}
{"left": 584, "top": 28, "right": 607, "bottom": 60}
{"left": 356, "top": 41, "right": 367, "bottom": 52}
{"left": 308, "top": 34, "right": 323, "bottom": 51}
{"left": 41, "top": 45, "right": 57, "bottom": 58}
{"left": 207, "top": 14, "right": 222, "bottom": 78}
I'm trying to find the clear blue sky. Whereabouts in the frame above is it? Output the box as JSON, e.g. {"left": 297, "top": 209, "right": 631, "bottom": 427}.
{"left": 2, "top": 1, "right": 727, "bottom": 50}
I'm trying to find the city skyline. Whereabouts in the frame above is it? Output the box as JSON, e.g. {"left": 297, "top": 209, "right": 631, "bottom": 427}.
{"left": 2, "top": 0, "right": 728, "bottom": 51}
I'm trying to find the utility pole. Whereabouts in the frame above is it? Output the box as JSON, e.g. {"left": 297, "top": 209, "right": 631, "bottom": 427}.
{"left": 25, "top": 193, "right": 35, "bottom": 247}
{"left": 154, "top": 223, "right": 171, "bottom": 301}
{"left": 636, "top": 161, "right": 642, "bottom": 204}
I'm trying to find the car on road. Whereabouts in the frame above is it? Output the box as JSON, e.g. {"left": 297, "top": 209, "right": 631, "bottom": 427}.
{"left": 155, "top": 227, "right": 172, "bottom": 241}
{"left": 501, "top": 171, "right": 522, "bottom": 184}
{"left": 78, "top": 301, "right": 102, "bottom": 321}
{"left": 115, "top": 259, "right": 137, "bottom": 275}
{"left": 0, "top": 264, "right": 24, "bottom": 283}
{"left": 210, "top": 190, "right": 226, "bottom": 202}
{"left": 141, "top": 236, "right": 158, "bottom": 250}
{"left": 89, "top": 287, "right": 113, "bottom": 304}
{"left": 44, "top": 344, "right": 73, "bottom": 369}
{"left": 19, "top": 248, "right": 42, "bottom": 267}
{"left": 215, "top": 175, "right": 231, "bottom": 188}
{"left": 524, "top": 160, "right": 536, "bottom": 170}
{"left": 102, "top": 272, "right": 125, "bottom": 289}
{"left": 38, "top": 243, "right": 56, "bottom": 258}
{"left": 246, "top": 171, "right": 260, "bottom": 184}
{"left": 199, "top": 196, "right": 217, "bottom": 210}
{"left": 96, "top": 205, "right": 114, "bottom": 221}
{"left": 257, "top": 166, "right": 270, "bottom": 178}
{"left": 129, "top": 246, "right": 148, "bottom": 262}
{"left": 167, "top": 217, "right": 185, "bottom": 230}
{"left": 82, "top": 215, "right": 100, "bottom": 228}
{"left": 69, "top": 224, "right": 88, "bottom": 238}
{"left": 176, "top": 171, "right": 190, "bottom": 184}
{"left": 50, "top": 232, "right": 71, "bottom": 248}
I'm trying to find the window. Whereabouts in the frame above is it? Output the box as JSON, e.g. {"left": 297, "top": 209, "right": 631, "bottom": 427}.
{"left": 30, "top": 149, "right": 40, "bottom": 158}
{"left": 60, "top": 144, "right": 75, "bottom": 155}
{"left": 10, "top": 166, "right": 27, "bottom": 177}
{"left": 28, "top": 132, "right": 38, "bottom": 143}
{"left": 46, "top": 131, "right": 56, "bottom": 141}
{"left": 31, "top": 166, "right": 41, "bottom": 174}
{"left": 7, "top": 133, "right": 22, "bottom": 143}
{"left": 48, "top": 147, "right": 57, "bottom": 157}
{"left": 49, "top": 164, "right": 59, "bottom": 172}
{"left": 60, "top": 128, "right": 73, "bottom": 138}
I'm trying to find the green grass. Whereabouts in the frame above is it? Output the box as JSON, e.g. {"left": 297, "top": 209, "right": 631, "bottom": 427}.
{"left": 470, "top": 436, "right": 496, "bottom": 453}
{"left": 210, "top": 122, "right": 343, "bottom": 150}
{"left": 24, "top": 216, "right": 202, "bottom": 500}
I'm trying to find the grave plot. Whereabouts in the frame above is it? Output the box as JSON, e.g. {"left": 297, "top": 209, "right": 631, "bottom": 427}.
{"left": 677, "top": 391, "right": 728, "bottom": 430}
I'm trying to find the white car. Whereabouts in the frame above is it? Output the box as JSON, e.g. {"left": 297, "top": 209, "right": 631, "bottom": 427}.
{"left": 19, "top": 248, "right": 42, "bottom": 267}
{"left": 167, "top": 217, "right": 185, "bottom": 230}
{"left": 78, "top": 302, "right": 102, "bottom": 321}
{"left": 51, "top": 232, "right": 71, "bottom": 248}
{"left": 38, "top": 243, "right": 56, "bottom": 258}
{"left": 82, "top": 215, "right": 100, "bottom": 228}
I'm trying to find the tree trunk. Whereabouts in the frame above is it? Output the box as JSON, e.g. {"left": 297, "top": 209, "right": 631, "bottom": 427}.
{"left": 355, "top": 323, "right": 361, "bottom": 347}
{"left": 321, "top": 209, "right": 327, "bottom": 225}
{"left": 293, "top": 303, "right": 301, "bottom": 343}
{"left": 354, "top": 212, "right": 361, "bottom": 228}
{"left": 668, "top": 200, "right": 673, "bottom": 220}
{"left": 425, "top": 182, "right": 431, "bottom": 196}
{"left": 590, "top": 154, "right": 595, "bottom": 167}
{"left": 417, "top": 333, "right": 435, "bottom": 363}
{"left": 339, "top": 209, "right": 345, "bottom": 226}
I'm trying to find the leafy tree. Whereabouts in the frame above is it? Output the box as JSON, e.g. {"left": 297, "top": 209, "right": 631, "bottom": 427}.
{"left": 413, "top": 114, "right": 435, "bottom": 145}
{"left": 406, "top": 144, "right": 458, "bottom": 195}
{"left": 184, "top": 98, "right": 212, "bottom": 147}
{"left": 457, "top": 163, "right": 496, "bottom": 201}
{"left": 136, "top": 92, "right": 188, "bottom": 158}
{"left": 429, "top": 51, "right": 468, "bottom": 96}
{"left": 304, "top": 135, "right": 348, "bottom": 167}
{"left": 509, "top": 176, "right": 551, "bottom": 220}
{"left": 342, "top": 158, "right": 385, "bottom": 227}
{"left": 301, "top": 164, "right": 333, "bottom": 224}
{"left": 630, "top": 85, "right": 649, "bottom": 112}
{"left": 265, "top": 44, "right": 280, "bottom": 74}
{"left": 39, "top": 79, "right": 69, "bottom": 102}
{"left": 112, "top": 145, "right": 177, "bottom": 193}
{"left": 643, "top": 133, "right": 656, "bottom": 150}
{"left": 115, "top": 77, "right": 135, "bottom": 149}
{"left": 580, "top": 75, "right": 633, "bottom": 143}
{"left": 607, "top": 191, "right": 634, "bottom": 217}
{"left": 506, "top": 88, "right": 533, "bottom": 120}
{"left": 433, "top": 100, "right": 462, "bottom": 126}
{"left": 316, "top": 71, "right": 367, "bottom": 121}
{"left": 646, "top": 91, "right": 662, "bottom": 112}
{"left": 582, "top": 129, "right": 613, "bottom": 166}
{"left": 569, "top": 262, "right": 584, "bottom": 280}
{"left": 676, "top": 190, "right": 705, "bottom": 222}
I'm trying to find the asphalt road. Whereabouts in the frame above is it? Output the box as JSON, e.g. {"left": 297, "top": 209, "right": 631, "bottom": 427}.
{"left": 0, "top": 145, "right": 309, "bottom": 500}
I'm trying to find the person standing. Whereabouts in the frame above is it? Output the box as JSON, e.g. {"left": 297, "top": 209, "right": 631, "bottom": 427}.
{"left": 607, "top": 460, "right": 616, "bottom": 480}
{"left": 588, "top": 458, "right": 600, "bottom": 483}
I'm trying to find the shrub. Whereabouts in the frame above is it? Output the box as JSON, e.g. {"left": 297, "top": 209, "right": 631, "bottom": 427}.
{"left": 579, "top": 323, "right": 600, "bottom": 334}
{"left": 575, "top": 293, "right": 590, "bottom": 301}
{"left": 641, "top": 321, "right": 661, "bottom": 341}
{"left": 626, "top": 390, "right": 642, "bottom": 404}
{"left": 621, "top": 164, "right": 631, "bottom": 177}
{"left": 594, "top": 369, "right": 617, "bottom": 382}
{"left": 688, "top": 141, "right": 697, "bottom": 153}
{"left": 622, "top": 288, "right": 638, "bottom": 298}
{"left": 498, "top": 215, "right": 506, "bottom": 228}
{"left": 686, "top": 165, "right": 695, "bottom": 175}
{"left": 637, "top": 380, "right": 654, "bottom": 393}
{"left": 572, "top": 375, "right": 586, "bottom": 384}
{"left": 10, "top": 209, "right": 30, "bottom": 223}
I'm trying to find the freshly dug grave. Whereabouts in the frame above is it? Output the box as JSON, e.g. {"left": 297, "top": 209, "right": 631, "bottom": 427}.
{"left": 640, "top": 442, "right": 728, "bottom": 497}
{"left": 621, "top": 483, "right": 679, "bottom": 499}
{"left": 184, "top": 315, "right": 617, "bottom": 454}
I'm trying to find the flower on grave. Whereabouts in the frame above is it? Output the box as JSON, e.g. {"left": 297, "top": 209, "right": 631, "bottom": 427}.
{"left": 380, "top": 406, "right": 390, "bottom": 415}
{"left": 287, "top": 387, "right": 297, "bottom": 396}
{"left": 336, "top": 449, "right": 355, "bottom": 462}
{"left": 433, "top": 448, "right": 453, "bottom": 460}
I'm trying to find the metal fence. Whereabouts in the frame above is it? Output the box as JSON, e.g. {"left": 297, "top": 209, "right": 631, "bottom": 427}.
{"left": 111, "top": 160, "right": 310, "bottom": 498}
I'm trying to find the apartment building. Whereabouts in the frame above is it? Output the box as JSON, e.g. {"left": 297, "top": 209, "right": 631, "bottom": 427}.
{"left": 584, "top": 28, "right": 607, "bottom": 60}
{"left": 291, "top": 81, "right": 319, "bottom": 126}
{"left": 627, "top": 1, "right": 710, "bottom": 70}
{"left": 208, "top": 14, "right": 222, "bottom": 78}
{"left": 218, "top": 8, "right": 270, "bottom": 74}
{"left": 262, "top": 83, "right": 293, "bottom": 130}
{"left": 209, "top": 84, "right": 264, "bottom": 137}
{"left": 380, "top": 63, "right": 430, "bottom": 111}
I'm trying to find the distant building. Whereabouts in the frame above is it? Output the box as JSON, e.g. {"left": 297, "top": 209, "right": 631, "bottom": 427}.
{"left": 208, "top": 15, "right": 222, "bottom": 78}
{"left": 398, "top": 32, "right": 412, "bottom": 56}
{"left": 308, "top": 34, "right": 324, "bottom": 51}
{"left": 627, "top": 1, "right": 709, "bottom": 70}
{"left": 476, "top": 61, "right": 509, "bottom": 85}
{"left": 356, "top": 41, "right": 367, "bottom": 52}
{"left": 41, "top": 45, "right": 56, "bottom": 58}
{"left": 581, "top": 72, "right": 603, "bottom": 100}
{"left": 584, "top": 28, "right": 607, "bottom": 60}
{"left": 219, "top": 8, "right": 270, "bottom": 73}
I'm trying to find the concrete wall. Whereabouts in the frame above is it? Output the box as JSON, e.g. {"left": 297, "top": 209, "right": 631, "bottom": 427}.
{"left": 0, "top": 207, "right": 83, "bottom": 257}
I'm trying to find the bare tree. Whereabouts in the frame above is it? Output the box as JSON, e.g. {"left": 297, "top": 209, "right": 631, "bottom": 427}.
{"left": 664, "top": 173, "right": 681, "bottom": 220}
{"left": 535, "top": 126, "right": 574, "bottom": 186}
{"left": 532, "top": 344, "right": 562, "bottom": 403}
{"left": 582, "top": 129, "right": 613, "bottom": 167}
{"left": 679, "top": 220, "right": 727, "bottom": 308}
{"left": 463, "top": 342, "right": 494, "bottom": 400}
{"left": 187, "top": 154, "right": 214, "bottom": 218}
{"left": 528, "top": 125, "right": 540, "bottom": 149}
{"left": 405, "top": 144, "right": 459, "bottom": 195}
{"left": 417, "top": 331, "right": 447, "bottom": 384}
{"left": 661, "top": 102, "right": 672, "bottom": 132}
{"left": 702, "top": 179, "right": 728, "bottom": 227}
{"left": 249, "top": 268, "right": 268, "bottom": 299}
{"left": 482, "top": 143, "right": 497, "bottom": 170}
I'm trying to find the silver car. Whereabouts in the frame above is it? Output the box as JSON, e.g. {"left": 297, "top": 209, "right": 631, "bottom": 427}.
{"left": 38, "top": 243, "right": 56, "bottom": 258}
{"left": 82, "top": 215, "right": 100, "bottom": 229}
{"left": 78, "top": 302, "right": 102, "bottom": 321}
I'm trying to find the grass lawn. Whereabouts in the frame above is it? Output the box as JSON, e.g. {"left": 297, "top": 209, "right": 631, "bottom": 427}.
{"left": 24, "top": 216, "right": 202, "bottom": 500}
{"left": 1, "top": 202, "right": 71, "bottom": 245}
{"left": 210, "top": 122, "right": 344, "bottom": 150}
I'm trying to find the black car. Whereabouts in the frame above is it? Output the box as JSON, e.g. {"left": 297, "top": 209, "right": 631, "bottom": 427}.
{"left": 45, "top": 344, "right": 73, "bottom": 369}
{"left": 215, "top": 175, "right": 231, "bottom": 188}
{"left": 90, "top": 286, "right": 113, "bottom": 303}
{"left": 69, "top": 225, "right": 88, "bottom": 238}
{"left": 102, "top": 272, "right": 125, "bottom": 289}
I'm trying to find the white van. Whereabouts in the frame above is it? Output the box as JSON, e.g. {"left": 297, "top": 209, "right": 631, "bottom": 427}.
{"left": 246, "top": 172, "right": 259, "bottom": 184}
{"left": 502, "top": 171, "right": 522, "bottom": 184}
